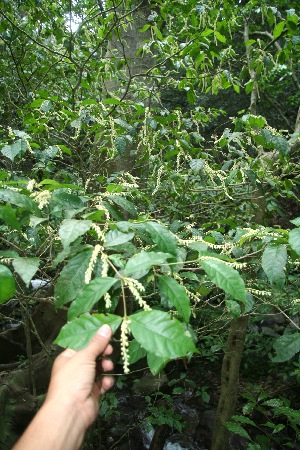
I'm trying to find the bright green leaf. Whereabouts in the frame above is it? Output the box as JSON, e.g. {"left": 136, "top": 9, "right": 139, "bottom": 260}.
{"left": 12, "top": 257, "right": 40, "bottom": 287}
{"left": 55, "top": 250, "right": 93, "bottom": 308}
{"left": 104, "top": 230, "right": 134, "bottom": 248}
{"left": 68, "top": 277, "right": 117, "bottom": 319}
{"left": 124, "top": 251, "right": 172, "bottom": 276}
{"left": 144, "top": 222, "right": 177, "bottom": 256}
{"left": 59, "top": 219, "right": 92, "bottom": 248}
{"left": 289, "top": 228, "right": 300, "bottom": 255}
{"left": 273, "top": 21, "right": 285, "bottom": 39}
{"left": 158, "top": 275, "right": 191, "bottom": 322}
{"left": 0, "top": 264, "right": 16, "bottom": 304}
{"left": 128, "top": 339, "right": 147, "bottom": 364}
{"left": 199, "top": 258, "right": 246, "bottom": 303}
{"left": 262, "top": 244, "right": 287, "bottom": 287}
{"left": 0, "top": 203, "right": 20, "bottom": 230}
{"left": 129, "top": 310, "right": 197, "bottom": 359}
{"left": 54, "top": 313, "right": 122, "bottom": 350}
{"left": 225, "top": 422, "right": 251, "bottom": 441}
{"left": 147, "top": 352, "right": 169, "bottom": 375}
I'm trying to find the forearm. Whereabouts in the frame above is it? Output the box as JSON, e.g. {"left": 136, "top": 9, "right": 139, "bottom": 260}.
{"left": 12, "top": 399, "right": 87, "bottom": 450}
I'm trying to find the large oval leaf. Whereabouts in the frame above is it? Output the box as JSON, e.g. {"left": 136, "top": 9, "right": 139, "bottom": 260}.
{"left": 55, "top": 249, "right": 93, "bottom": 307}
{"left": 54, "top": 313, "right": 122, "bottom": 350}
{"left": 68, "top": 277, "right": 117, "bottom": 319}
{"left": 129, "top": 310, "right": 197, "bottom": 359}
{"left": 12, "top": 257, "right": 40, "bottom": 287}
{"left": 59, "top": 219, "right": 92, "bottom": 248}
{"left": 124, "top": 251, "right": 172, "bottom": 276}
{"left": 273, "top": 333, "right": 300, "bottom": 362}
{"left": 289, "top": 228, "right": 300, "bottom": 256}
{"left": 262, "top": 244, "right": 287, "bottom": 287}
{"left": 199, "top": 257, "right": 246, "bottom": 303}
{"left": 0, "top": 264, "right": 16, "bottom": 304}
{"left": 144, "top": 222, "right": 178, "bottom": 256}
{"left": 158, "top": 275, "right": 191, "bottom": 323}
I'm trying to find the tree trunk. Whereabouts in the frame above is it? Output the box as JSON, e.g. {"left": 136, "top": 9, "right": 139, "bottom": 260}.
{"left": 211, "top": 316, "right": 249, "bottom": 450}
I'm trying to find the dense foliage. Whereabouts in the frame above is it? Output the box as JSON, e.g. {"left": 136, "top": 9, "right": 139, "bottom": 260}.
{"left": 0, "top": 0, "right": 299, "bottom": 448}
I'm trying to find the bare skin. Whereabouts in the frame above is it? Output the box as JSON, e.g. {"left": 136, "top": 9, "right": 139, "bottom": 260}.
{"left": 12, "top": 324, "right": 114, "bottom": 450}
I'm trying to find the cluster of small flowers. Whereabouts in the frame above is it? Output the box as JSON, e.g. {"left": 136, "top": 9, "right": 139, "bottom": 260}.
{"left": 152, "top": 165, "right": 164, "bottom": 196}
{"left": 27, "top": 179, "right": 37, "bottom": 192}
{"left": 247, "top": 288, "right": 272, "bottom": 297}
{"left": 101, "top": 252, "right": 109, "bottom": 277}
{"left": 104, "top": 292, "right": 112, "bottom": 309}
{"left": 30, "top": 190, "right": 52, "bottom": 209}
{"left": 227, "top": 262, "right": 248, "bottom": 269}
{"left": 91, "top": 223, "right": 106, "bottom": 241}
{"left": 185, "top": 287, "right": 201, "bottom": 304}
{"left": 120, "top": 318, "right": 131, "bottom": 374}
{"left": 123, "top": 277, "right": 151, "bottom": 311}
{"left": 85, "top": 244, "right": 101, "bottom": 284}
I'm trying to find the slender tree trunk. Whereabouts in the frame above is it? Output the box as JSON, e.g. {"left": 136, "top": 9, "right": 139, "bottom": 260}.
{"left": 211, "top": 316, "right": 249, "bottom": 450}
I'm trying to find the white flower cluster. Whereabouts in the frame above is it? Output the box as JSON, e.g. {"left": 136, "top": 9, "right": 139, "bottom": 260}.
{"left": 91, "top": 223, "right": 106, "bottom": 241}
{"left": 152, "top": 165, "right": 164, "bottom": 196}
{"left": 247, "top": 288, "right": 272, "bottom": 297}
{"left": 101, "top": 252, "right": 109, "bottom": 277}
{"left": 104, "top": 292, "right": 112, "bottom": 309}
{"left": 123, "top": 277, "right": 151, "bottom": 311}
{"left": 27, "top": 179, "right": 37, "bottom": 192}
{"left": 120, "top": 318, "right": 131, "bottom": 374}
{"left": 30, "top": 190, "right": 52, "bottom": 209}
{"left": 85, "top": 244, "right": 101, "bottom": 284}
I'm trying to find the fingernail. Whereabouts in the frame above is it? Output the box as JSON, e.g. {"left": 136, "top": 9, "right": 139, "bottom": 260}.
{"left": 98, "top": 324, "right": 111, "bottom": 337}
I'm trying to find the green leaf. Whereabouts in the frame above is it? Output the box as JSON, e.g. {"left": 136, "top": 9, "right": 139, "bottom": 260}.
{"left": 59, "top": 219, "right": 92, "bottom": 248}
{"left": 68, "top": 277, "right": 117, "bottom": 319}
{"left": 1, "top": 139, "right": 27, "bottom": 161}
{"left": 144, "top": 222, "right": 177, "bottom": 256}
{"left": 104, "top": 230, "right": 134, "bottom": 248}
{"left": 290, "top": 217, "right": 300, "bottom": 226}
{"left": 273, "top": 21, "right": 285, "bottom": 39}
{"left": 0, "top": 264, "right": 16, "bottom": 304}
{"left": 54, "top": 313, "right": 122, "bottom": 350}
{"left": 215, "top": 31, "right": 226, "bottom": 43}
{"left": 107, "top": 195, "right": 137, "bottom": 217}
{"left": 273, "top": 333, "right": 300, "bottom": 362}
{"left": 102, "top": 97, "right": 121, "bottom": 105}
{"left": 0, "top": 189, "right": 40, "bottom": 215}
{"left": 0, "top": 204, "right": 20, "bottom": 230}
{"left": 225, "top": 422, "right": 251, "bottom": 441}
{"left": 262, "top": 244, "right": 287, "bottom": 287}
{"left": 289, "top": 228, "right": 300, "bottom": 256}
{"left": 51, "top": 192, "right": 84, "bottom": 210}
{"left": 231, "top": 415, "right": 257, "bottom": 427}
{"left": 12, "top": 257, "right": 40, "bottom": 287}
{"left": 225, "top": 299, "right": 241, "bottom": 318}
{"left": 114, "top": 136, "right": 127, "bottom": 155}
{"left": 124, "top": 251, "right": 172, "bottom": 276}
{"left": 199, "top": 258, "right": 246, "bottom": 303}
{"left": 147, "top": 352, "right": 169, "bottom": 375}
{"left": 190, "top": 159, "right": 204, "bottom": 172}
{"left": 128, "top": 339, "right": 147, "bottom": 364}
{"left": 158, "top": 275, "right": 191, "bottom": 322}
{"left": 54, "top": 250, "right": 93, "bottom": 308}
{"left": 129, "top": 310, "right": 197, "bottom": 359}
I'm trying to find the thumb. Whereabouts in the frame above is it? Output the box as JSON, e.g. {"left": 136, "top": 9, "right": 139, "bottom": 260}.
{"left": 85, "top": 324, "right": 112, "bottom": 358}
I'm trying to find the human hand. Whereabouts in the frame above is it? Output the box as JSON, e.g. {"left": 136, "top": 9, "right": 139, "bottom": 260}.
{"left": 46, "top": 324, "right": 114, "bottom": 431}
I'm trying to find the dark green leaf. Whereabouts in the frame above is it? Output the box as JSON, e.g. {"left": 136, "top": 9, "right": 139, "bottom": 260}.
{"left": 12, "top": 257, "right": 40, "bottom": 287}
{"left": 289, "top": 228, "right": 300, "bottom": 256}
{"left": 107, "top": 195, "right": 137, "bottom": 217}
{"left": 68, "top": 277, "right": 117, "bottom": 319}
{"left": 158, "top": 275, "right": 191, "bottom": 322}
{"left": 262, "top": 244, "right": 287, "bottom": 287}
{"left": 54, "top": 313, "right": 122, "bottom": 350}
{"left": 55, "top": 250, "right": 93, "bottom": 307}
{"left": 144, "top": 222, "right": 177, "bottom": 256}
{"left": 59, "top": 219, "right": 92, "bottom": 248}
{"left": 125, "top": 251, "right": 172, "bottom": 276}
{"left": 199, "top": 258, "right": 246, "bottom": 303}
{"left": 104, "top": 230, "right": 134, "bottom": 248}
{"left": 129, "top": 310, "right": 197, "bottom": 359}
{"left": 273, "top": 333, "right": 300, "bottom": 362}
